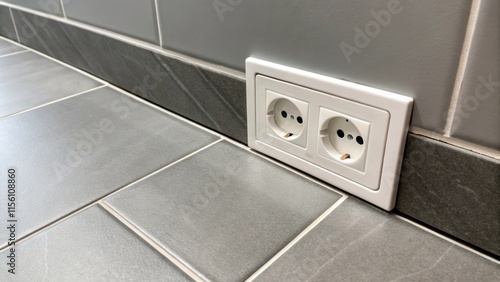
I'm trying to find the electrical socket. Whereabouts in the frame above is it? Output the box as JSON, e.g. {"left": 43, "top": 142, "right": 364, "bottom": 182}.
{"left": 266, "top": 90, "right": 308, "bottom": 148}
{"left": 247, "top": 58, "right": 413, "bottom": 211}
{"left": 318, "top": 108, "right": 371, "bottom": 171}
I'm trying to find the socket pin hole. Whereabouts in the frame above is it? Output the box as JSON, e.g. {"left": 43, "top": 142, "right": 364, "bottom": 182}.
{"left": 290, "top": 115, "right": 295, "bottom": 120}
{"left": 337, "top": 129, "right": 345, "bottom": 138}
{"left": 347, "top": 134, "right": 353, "bottom": 140}
{"left": 346, "top": 119, "right": 349, "bottom": 122}
{"left": 297, "top": 116, "right": 303, "bottom": 124}
{"left": 281, "top": 111, "right": 287, "bottom": 118}
{"left": 356, "top": 136, "right": 364, "bottom": 145}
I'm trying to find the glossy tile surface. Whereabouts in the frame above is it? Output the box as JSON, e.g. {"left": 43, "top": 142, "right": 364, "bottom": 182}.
{"left": 0, "top": 205, "right": 192, "bottom": 281}
{"left": 2, "top": 0, "right": 62, "bottom": 15}
{"left": 105, "top": 141, "right": 342, "bottom": 281}
{"left": 64, "top": 0, "right": 160, "bottom": 44}
{"left": 158, "top": 0, "right": 471, "bottom": 132}
{"left": 0, "top": 50, "right": 101, "bottom": 117}
{"left": 12, "top": 9, "right": 248, "bottom": 143}
{"left": 0, "top": 87, "right": 218, "bottom": 246}
{"left": 451, "top": 0, "right": 500, "bottom": 149}
{"left": 396, "top": 134, "right": 500, "bottom": 256}
{"left": 0, "top": 37, "right": 23, "bottom": 56}
{"left": 256, "top": 198, "right": 500, "bottom": 281}
{"left": 0, "top": 5, "right": 17, "bottom": 40}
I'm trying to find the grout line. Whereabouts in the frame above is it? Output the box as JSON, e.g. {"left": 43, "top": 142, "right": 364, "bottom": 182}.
{"left": 443, "top": 0, "right": 482, "bottom": 136}
{"left": 0, "top": 202, "right": 99, "bottom": 252}
{"left": 100, "top": 139, "right": 223, "bottom": 202}
{"left": 0, "top": 2, "right": 244, "bottom": 80}
{"left": 0, "top": 139, "right": 221, "bottom": 253}
{"left": 245, "top": 195, "right": 349, "bottom": 281}
{"left": 153, "top": 0, "right": 163, "bottom": 47}
{"left": 99, "top": 202, "right": 206, "bottom": 282}
{"left": 246, "top": 148, "right": 348, "bottom": 197}
{"left": 0, "top": 36, "right": 111, "bottom": 85}
{"left": 106, "top": 85, "right": 347, "bottom": 197}
{"left": 394, "top": 215, "right": 500, "bottom": 265}
{"left": 0, "top": 85, "right": 107, "bottom": 119}
{"left": 59, "top": 0, "right": 67, "bottom": 18}
{"left": 107, "top": 84, "right": 228, "bottom": 140}
{"left": 9, "top": 7, "right": 20, "bottom": 42}
{"left": 105, "top": 85, "right": 348, "bottom": 197}
{"left": 0, "top": 49, "right": 28, "bottom": 58}
{"left": 409, "top": 126, "right": 500, "bottom": 160}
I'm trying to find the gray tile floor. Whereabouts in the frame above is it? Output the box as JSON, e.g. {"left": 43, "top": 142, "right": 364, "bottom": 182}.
{"left": 0, "top": 37, "right": 499, "bottom": 281}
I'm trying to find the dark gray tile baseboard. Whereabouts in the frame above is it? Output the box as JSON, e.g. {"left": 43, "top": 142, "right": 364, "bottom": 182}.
{"left": 10, "top": 8, "right": 247, "bottom": 143}
{"left": 397, "top": 134, "right": 500, "bottom": 256}
{"left": 3, "top": 5, "right": 499, "bottom": 258}
{"left": 0, "top": 5, "right": 17, "bottom": 40}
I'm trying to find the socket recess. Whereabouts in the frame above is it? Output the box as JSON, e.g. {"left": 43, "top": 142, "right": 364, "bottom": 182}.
{"left": 247, "top": 58, "right": 413, "bottom": 211}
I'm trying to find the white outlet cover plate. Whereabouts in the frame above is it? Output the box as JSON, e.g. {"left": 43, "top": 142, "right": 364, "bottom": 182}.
{"left": 246, "top": 57, "right": 414, "bottom": 211}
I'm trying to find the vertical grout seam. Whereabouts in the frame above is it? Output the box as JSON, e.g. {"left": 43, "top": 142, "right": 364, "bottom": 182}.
{"left": 59, "top": 0, "right": 67, "bottom": 18}
{"left": 153, "top": 0, "right": 163, "bottom": 47}
{"left": 443, "top": 0, "right": 482, "bottom": 136}
{"left": 9, "top": 7, "right": 20, "bottom": 42}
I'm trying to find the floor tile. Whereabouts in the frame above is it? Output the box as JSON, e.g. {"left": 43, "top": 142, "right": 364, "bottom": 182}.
{"left": 105, "top": 141, "right": 342, "bottom": 281}
{"left": 0, "top": 87, "right": 218, "bottom": 247}
{"left": 12, "top": 9, "right": 248, "bottom": 143}
{"left": 0, "top": 205, "right": 192, "bottom": 281}
{"left": 255, "top": 198, "right": 500, "bottom": 282}
{"left": 396, "top": 134, "right": 500, "bottom": 256}
{"left": 0, "top": 38, "right": 24, "bottom": 56}
{"left": 0, "top": 51, "right": 101, "bottom": 117}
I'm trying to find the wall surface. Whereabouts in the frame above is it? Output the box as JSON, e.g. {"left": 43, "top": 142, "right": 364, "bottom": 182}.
{"left": 3, "top": 0, "right": 495, "bottom": 149}
{"left": 63, "top": 0, "right": 160, "bottom": 44}
{"left": 158, "top": 0, "right": 471, "bottom": 133}
{"left": 450, "top": 0, "right": 499, "bottom": 149}
{"left": 0, "top": 0, "right": 498, "bottom": 256}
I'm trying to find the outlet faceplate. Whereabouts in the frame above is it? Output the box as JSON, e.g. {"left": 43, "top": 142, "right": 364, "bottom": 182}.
{"left": 247, "top": 58, "right": 413, "bottom": 211}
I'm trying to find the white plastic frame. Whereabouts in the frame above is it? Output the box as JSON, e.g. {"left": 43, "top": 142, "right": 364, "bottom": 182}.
{"left": 246, "top": 58, "right": 413, "bottom": 211}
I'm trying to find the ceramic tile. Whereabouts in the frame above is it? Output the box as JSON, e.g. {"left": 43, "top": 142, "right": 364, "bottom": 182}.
{"left": 450, "top": 0, "right": 500, "bottom": 149}
{"left": 256, "top": 198, "right": 500, "bottom": 282}
{"left": 63, "top": 0, "right": 160, "bottom": 44}
{"left": 2, "top": 0, "right": 62, "bottom": 16}
{"left": 0, "top": 50, "right": 101, "bottom": 117}
{"left": 0, "top": 205, "right": 192, "bottom": 281}
{"left": 0, "top": 87, "right": 218, "bottom": 247}
{"left": 396, "top": 134, "right": 500, "bottom": 256}
{"left": 0, "top": 37, "right": 23, "bottom": 56}
{"left": 0, "top": 5, "right": 17, "bottom": 40}
{"left": 158, "top": 0, "right": 472, "bottom": 132}
{"left": 12, "top": 9, "right": 248, "bottom": 143}
{"left": 105, "top": 141, "right": 342, "bottom": 281}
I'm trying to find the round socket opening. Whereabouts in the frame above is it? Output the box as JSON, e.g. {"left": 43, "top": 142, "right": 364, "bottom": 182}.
{"left": 320, "top": 116, "right": 366, "bottom": 161}
{"left": 267, "top": 98, "right": 305, "bottom": 140}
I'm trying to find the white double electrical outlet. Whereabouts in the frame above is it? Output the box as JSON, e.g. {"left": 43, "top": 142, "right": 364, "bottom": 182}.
{"left": 246, "top": 58, "right": 413, "bottom": 210}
